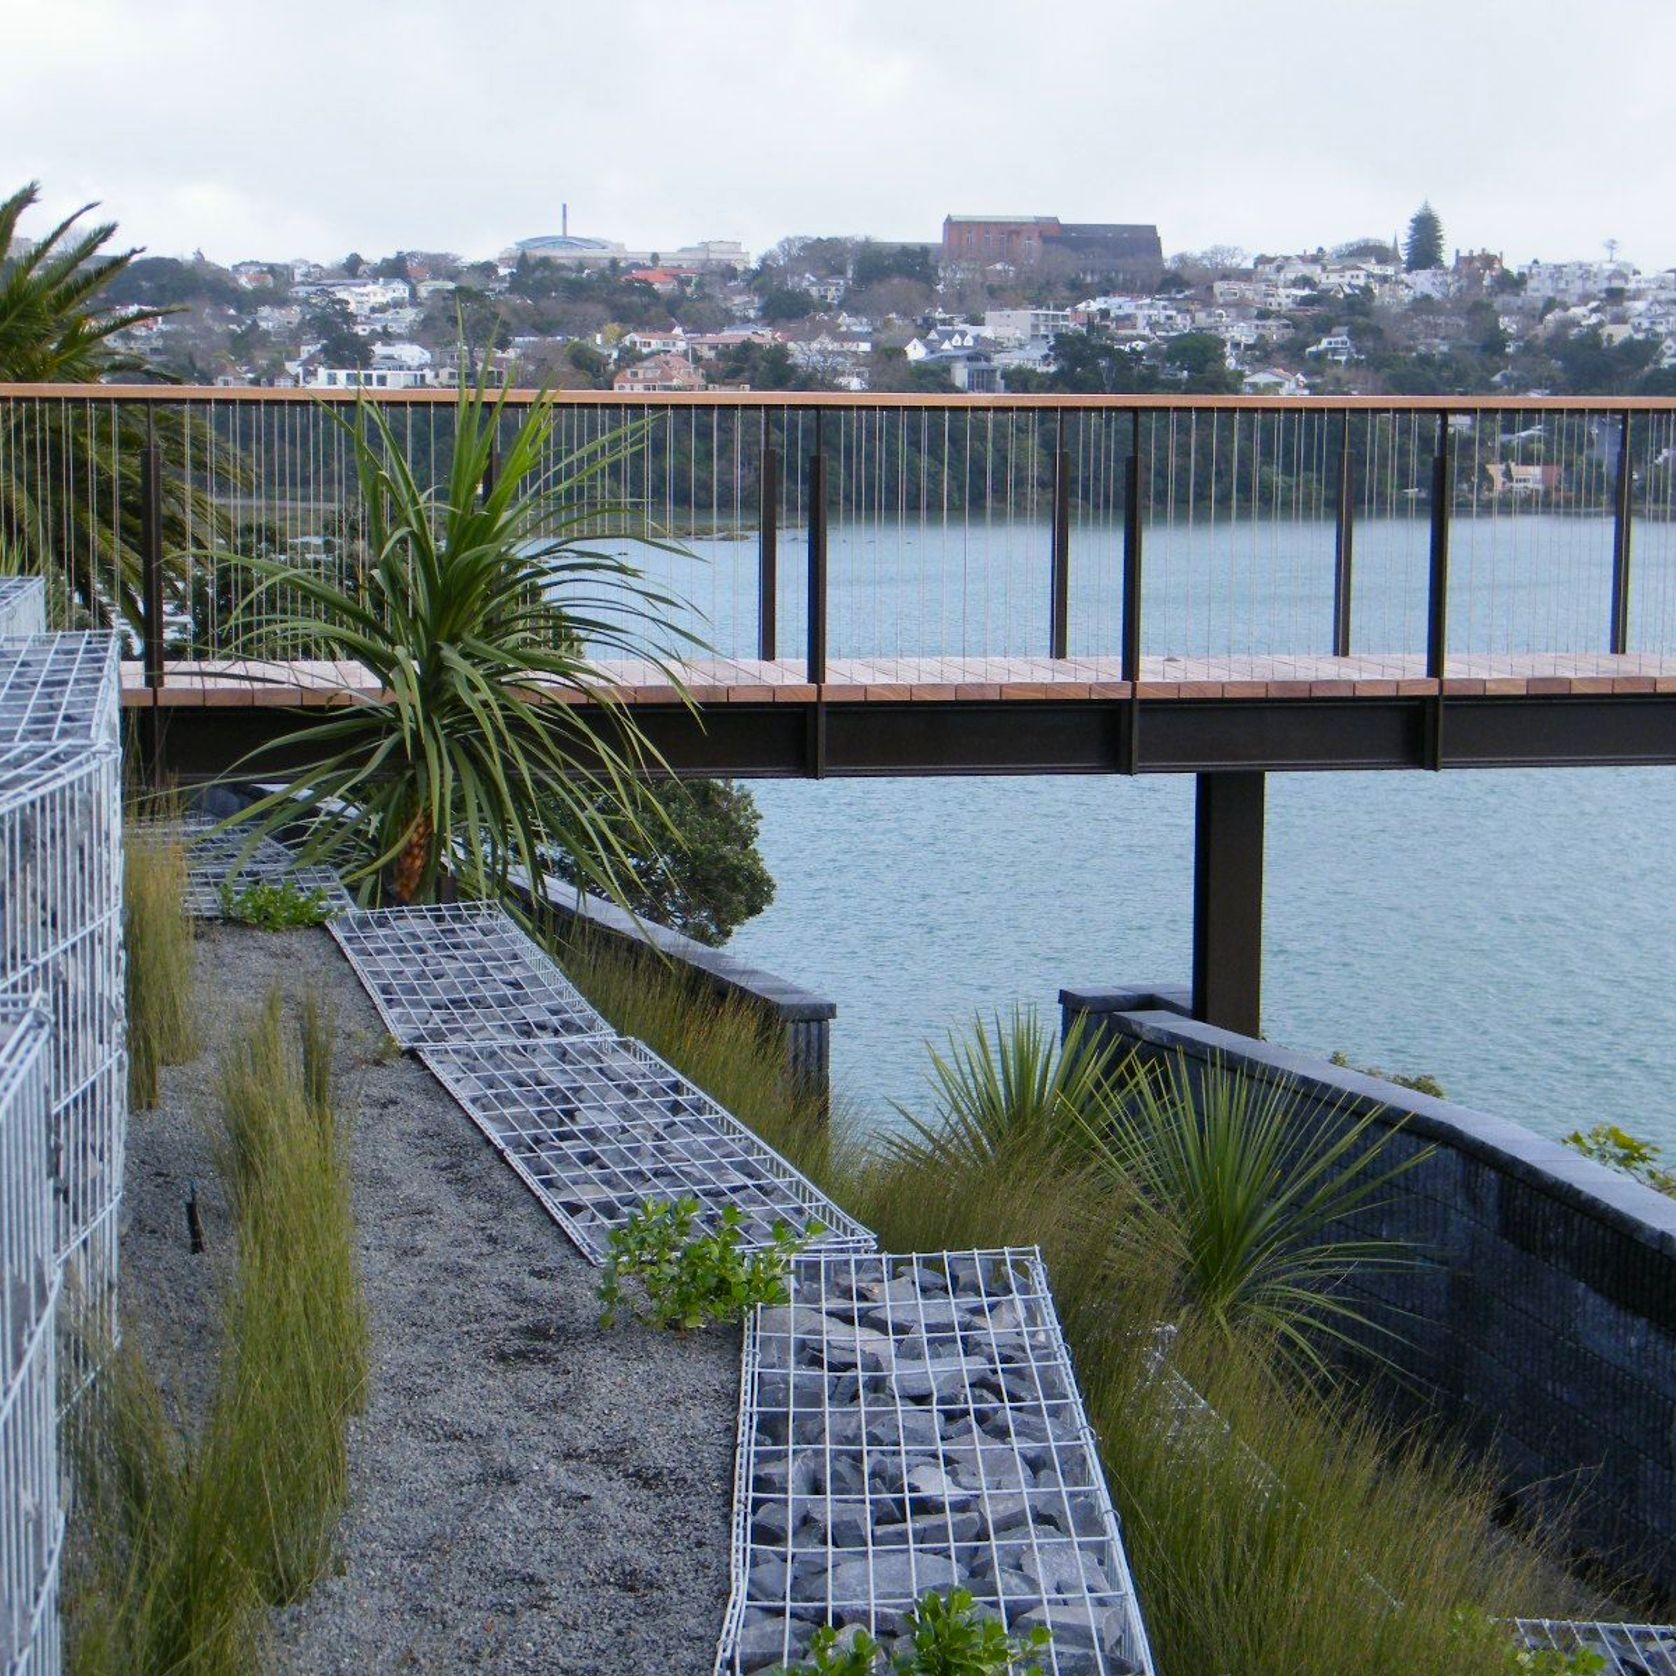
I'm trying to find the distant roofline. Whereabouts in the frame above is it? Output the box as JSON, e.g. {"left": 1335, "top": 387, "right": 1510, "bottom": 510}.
{"left": 944, "top": 214, "right": 1060, "bottom": 224}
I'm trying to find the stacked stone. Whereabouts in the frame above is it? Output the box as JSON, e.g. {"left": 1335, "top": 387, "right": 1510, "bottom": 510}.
{"left": 420, "top": 1035, "right": 873, "bottom": 1263}
{"left": 0, "top": 579, "right": 46, "bottom": 640}
{"left": 330, "top": 903, "right": 610, "bottom": 1047}
{"left": 0, "top": 634, "right": 125, "bottom": 1409}
{"left": 161, "top": 811, "right": 353, "bottom": 918}
{"left": 0, "top": 999, "right": 61, "bottom": 1676}
{"left": 719, "top": 1250, "right": 1155, "bottom": 1676}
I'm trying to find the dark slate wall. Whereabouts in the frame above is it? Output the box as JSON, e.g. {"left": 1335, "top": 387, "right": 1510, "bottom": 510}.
{"left": 1061, "top": 990, "right": 1676, "bottom": 1597}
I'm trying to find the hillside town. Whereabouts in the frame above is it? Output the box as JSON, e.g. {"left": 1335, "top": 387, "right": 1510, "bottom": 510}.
{"left": 101, "top": 206, "right": 1676, "bottom": 399}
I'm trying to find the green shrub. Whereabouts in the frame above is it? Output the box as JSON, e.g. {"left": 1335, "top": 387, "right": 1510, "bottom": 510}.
{"left": 1563, "top": 1123, "right": 1676, "bottom": 1198}
{"left": 217, "top": 876, "right": 336, "bottom": 930}
{"left": 598, "top": 1198, "right": 814, "bottom": 1330}
{"left": 774, "top": 1588, "right": 1050, "bottom": 1674}
{"left": 124, "top": 829, "right": 199, "bottom": 1108}
{"left": 1329, "top": 1050, "right": 1448, "bottom": 1100}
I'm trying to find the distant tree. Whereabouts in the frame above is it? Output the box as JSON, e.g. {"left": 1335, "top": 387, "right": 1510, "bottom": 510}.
{"left": 103, "top": 254, "right": 242, "bottom": 309}
{"left": 1039, "top": 330, "right": 1160, "bottom": 395}
{"left": 551, "top": 779, "right": 775, "bottom": 946}
{"left": 341, "top": 251, "right": 365, "bottom": 277}
{"left": 757, "top": 286, "right": 819, "bottom": 323}
{"left": 304, "top": 297, "right": 371, "bottom": 367}
{"left": 867, "top": 346, "right": 956, "bottom": 392}
{"left": 1404, "top": 203, "right": 1444, "bottom": 272}
{"left": 371, "top": 253, "right": 411, "bottom": 281}
{"left": 565, "top": 340, "right": 611, "bottom": 386}
{"left": 850, "top": 240, "right": 937, "bottom": 291}
{"left": 709, "top": 340, "right": 832, "bottom": 391}
{"left": 1334, "top": 238, "right": 1399, "bottom": 263}
{"left": 1164, "top": 332, "right": 1241, "bottom": 393}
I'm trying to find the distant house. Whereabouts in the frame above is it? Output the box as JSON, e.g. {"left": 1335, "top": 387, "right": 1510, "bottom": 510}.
{"left": 308, "top": 365, "right": 438, "bottom": 390}
{"left": 612, "top": 352, "right": 707, "bottom": 394}
{"left": 1484, "top": 461, "right": 1563, "bottom": 497}
{"left": 1242, "top": 368, "right": 1309, "bottom": 396}
{"left": 1304, "top": 331, "right": 1356, "bottom": 364}
{"left": 622, "top": 327, "right": 690, "bottom": 358}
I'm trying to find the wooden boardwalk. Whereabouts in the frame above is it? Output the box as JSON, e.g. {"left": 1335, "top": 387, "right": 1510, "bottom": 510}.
{"left": 119, "top": 651, "right": 1676, "bottom": 711}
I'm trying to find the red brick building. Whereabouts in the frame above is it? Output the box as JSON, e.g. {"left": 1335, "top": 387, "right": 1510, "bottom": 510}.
{"left": 942, "top": 215, "right": 1163, "bottom": 289}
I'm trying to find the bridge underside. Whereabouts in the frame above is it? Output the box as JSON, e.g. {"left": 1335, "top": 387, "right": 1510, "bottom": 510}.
{"left": 127, "top": 655, "right": 1676, "bottom": 1044}
{"left": 124, "top": 653, "right": 1676, "bottom": 779}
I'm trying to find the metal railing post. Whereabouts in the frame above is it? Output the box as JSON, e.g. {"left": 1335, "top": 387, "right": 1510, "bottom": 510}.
{"left": 1332, "top": 410, "right": 1355, "bottom": 658}
{"left": 481, "top": 444, "right": 499, "bottom": 505}
{"left": 759, "top": 413, "right": 779, "bottom": 662}
{"left": 1121, "top": 416, "right": 1144, "bottom": 774}
{"left": 141, "top": 416, "right": 165, "bottom": 690}
{"left": 1426, "top": 411, "right": 1453, "bottom": 769}
{"left": 806, "top": 412, "right": 827, "bottom": 685}
{"left": 1611, "top": 411, "right": 1633, "bottom": 655}
{"left": 1050, "top": 411, "right": 1071, "bottom": 659}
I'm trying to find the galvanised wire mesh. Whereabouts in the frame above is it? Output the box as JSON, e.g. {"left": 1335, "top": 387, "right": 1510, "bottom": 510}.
{"left": 1512, "top": 1621, "right": 1676, "bottom": 1675}
{"left": 157, "top": 811, "right": 352, "bottom": 919}
{"left": 418, "top": 1034, "right": 873, "bottom": 1265}
{"left": 0, "top": 997, "right": 61, "bottom": 1676}
{"left": 0, "top": 635, "right": 120, "bottom": 750}
{"left": 718, "top": 1248, "right": 1155, "bottom": 1676}
{"left": 0, "top": 580, "right": 46, "bottom": 640}
{"left": 0, "top": 633, "right": 125, "bottom": 1409}
{"left": 329, "top": 902, "right": 609, "bottom": 1047}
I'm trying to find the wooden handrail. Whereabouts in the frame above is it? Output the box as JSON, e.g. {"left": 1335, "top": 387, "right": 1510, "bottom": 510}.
{"left": 4, "top": 382, "right": 1676, "bottom": 414}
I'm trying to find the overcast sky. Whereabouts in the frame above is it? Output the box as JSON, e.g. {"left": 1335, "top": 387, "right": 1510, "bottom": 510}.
{"left": 4, "top": 0, "right": 1672, "bottom": 272}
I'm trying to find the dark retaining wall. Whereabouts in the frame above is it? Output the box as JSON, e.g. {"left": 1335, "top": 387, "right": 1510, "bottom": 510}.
{"left": 1061, "top": 986, "right": 1676, "bottom": 1598}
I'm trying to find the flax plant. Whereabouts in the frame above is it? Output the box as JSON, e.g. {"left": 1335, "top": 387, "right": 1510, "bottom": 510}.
{"left": 226, "top": 376, "right": 698, "bottom": 907}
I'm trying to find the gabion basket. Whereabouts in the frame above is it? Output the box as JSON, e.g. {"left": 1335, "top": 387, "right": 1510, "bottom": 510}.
{"left": 0, "top": 579, "right": 46, "bottom": 641}
{"left": 0, "top": 634, "right": 125, "bottom": 1407}
{"left": 0, "top": 996, "right": 63, "bottom": 1676}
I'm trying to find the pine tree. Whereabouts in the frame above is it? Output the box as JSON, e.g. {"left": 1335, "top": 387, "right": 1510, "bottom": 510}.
{"left": 1405, "top": 201, "right": 1444, "bottom": 272}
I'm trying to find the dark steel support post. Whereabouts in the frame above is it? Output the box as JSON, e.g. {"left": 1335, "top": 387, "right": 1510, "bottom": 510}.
{"left": 1611, "top": 411, "right": 1633, "bottom": 655}
{"left": 1121, "top": 428, "right": 1144, "bottom": 773}
{"left": 1426, "top": 413, "right": 1452, "bottom": 769}
{"left": 481, "top": 444, "right": 499, "bottom": 504}
{"left": 1050, "top": 414, "right": 1071, "bottom": 659}
{"left": 1191, "top": 770, "right": 1265, "bottom": 1038}
{"left": 1332, "top": 412, "right": 1355, "bottom": 658}
{"left": 759, "top": 421, "right": 779, "bottom": 662}
{"left": 138, "top": 418, "right": 167, "bottom": 784}
{"left": 806, "top": 415, "right": 827, "bottom": 686}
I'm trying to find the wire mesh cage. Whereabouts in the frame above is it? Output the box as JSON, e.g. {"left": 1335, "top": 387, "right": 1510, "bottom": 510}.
{"left": 153, "top": 811, "right": 352, "bottom": 919}
{"left": 1513, "top": 1620, "right": 1676, "bottom": 1675}
{"left": 330, "top": 902, "right": 609, "bottom": 1047}
{"left": 0, "top": 633, "right": 125, "bottom": 1407}
{"left": 0, "top": 580, "right": 46, "bottom": 641}
{"left": 0, "top": 996, "right": 63, "bottom": 1676}
{"left": 418, "top": 1034, "right": 874, "bottom": 1264}
{"left": 717, "top": 1248, "right": 1156, "bottom": 1676}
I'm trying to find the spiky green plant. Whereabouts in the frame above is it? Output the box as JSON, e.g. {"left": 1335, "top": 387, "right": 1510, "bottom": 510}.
{"left": 0, "top": 182, "right": 236, "bottom": 629}
{"left": 123, "top": 828, "right": 199, "bottom": 1108}
{"left": 888, "top": 1008, "right": 1117, "bottom": 1171}
{"left": 225, "top": 376, "right": 698, "bottom": 907}
{"left": 1081, "top": 1052, "right": 1433, "bottom": 1380}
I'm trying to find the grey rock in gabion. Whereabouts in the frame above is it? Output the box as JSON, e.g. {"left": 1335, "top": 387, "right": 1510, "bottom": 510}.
{"left": 156, "top": 812, "right": 352, "bottom": 919}
{"left": 0, "top": 578, "right": 47, "bottom": 640}
{"left": 0, "top": 630, "right": 125, "bottom": 1424}
{"left": 420, "top": 1033, "right": 872, "bottom": 1263}
{"left": 330, "top": 902, "right": 609, "bottom": 1046}
{"left": 0, "top": 998, "right": 62, "bottom": 1676}
{"left": 716, "top": 1249, "right": 1155, "bottom": 1676}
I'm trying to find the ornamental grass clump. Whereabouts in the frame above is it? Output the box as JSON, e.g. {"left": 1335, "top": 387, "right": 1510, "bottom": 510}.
{"left": 124, "top": 827, "right": 199, "bottom": 1108}
{"left": 67, "top": 987, "right": 367, "bottom": 1672}
{"left": 225, "top": 374, "right": 697, "bottom": 909}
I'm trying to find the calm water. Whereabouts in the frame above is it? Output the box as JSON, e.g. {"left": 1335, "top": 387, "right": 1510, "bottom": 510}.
{"left": 727, "top": 770, "right": 1676, "bottom": 1151}
{"left": 639, "top": 511, "right": 1676, "bottom": 1151}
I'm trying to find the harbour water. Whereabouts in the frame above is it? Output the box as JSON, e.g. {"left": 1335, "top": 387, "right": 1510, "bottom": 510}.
{"left": 728, "top": 768, "right": 1676, "bottom": 1153}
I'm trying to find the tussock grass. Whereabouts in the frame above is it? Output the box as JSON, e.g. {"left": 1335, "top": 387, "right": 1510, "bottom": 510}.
{"left": 567, "top": 946, "right": 1597, "bottom": 1675}
{"left": 67, "top": 986, "right": 367, "bottom": 1672}
{"left": 123, "top": 828, "right": 199, "bottom": 1109}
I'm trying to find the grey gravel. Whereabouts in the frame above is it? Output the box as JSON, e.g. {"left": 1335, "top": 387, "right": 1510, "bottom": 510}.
{"left": 124, "top": 921, "right": 738, "bottom": 1674}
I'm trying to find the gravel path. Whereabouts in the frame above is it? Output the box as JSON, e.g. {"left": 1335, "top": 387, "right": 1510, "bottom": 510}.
{"left": 124, "top": 922, "right": 739, "bottom": 1674}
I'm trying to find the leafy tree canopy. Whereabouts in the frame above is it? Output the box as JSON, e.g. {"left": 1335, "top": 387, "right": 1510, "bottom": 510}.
{"left": 757, "top": 286, "right": 820, "bottom": 324}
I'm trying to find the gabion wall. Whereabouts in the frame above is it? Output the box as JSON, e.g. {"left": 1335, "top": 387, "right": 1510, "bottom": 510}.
{"left": 0, "top": 579, "right": 46, "bottom": 640}
{"left": 0, "top": 997, "right": 61, "bottom": 1676}
{"left": 0, "top": 634, "right": 125, "bottom": 1406}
